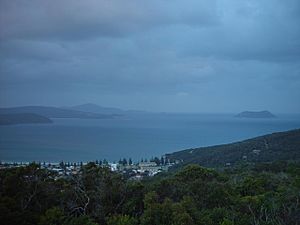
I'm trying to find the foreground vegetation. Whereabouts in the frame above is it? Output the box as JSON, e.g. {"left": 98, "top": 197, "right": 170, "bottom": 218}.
{"left": 0, "top": 160, "right": 299, "bottom": 225}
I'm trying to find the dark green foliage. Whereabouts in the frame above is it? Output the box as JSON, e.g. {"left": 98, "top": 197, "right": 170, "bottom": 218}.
{"left": 167, "top": 129, "right": 300, "bottom": 168}
{"left": 121, "top": 181, "right": 144, "bottom": 217}
{"left": 63, "top": 216, "right": 98, "bottom": 225}
{"left": 107, "top": 214, "right": 138, "bottom": 225}
{"left": 0, "top": 163, "right": 64, "bottom": 225}
{"left": 1, "top": 162, "right": 299, "bottom": 225}
{"left": 64, "top": 162, "right": 126, "bottom": 223}
{"left": 39, "top": 207, "right": 65, "bottom": 225}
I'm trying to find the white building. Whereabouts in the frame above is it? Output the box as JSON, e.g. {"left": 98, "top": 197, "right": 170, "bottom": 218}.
{"left": 138, "top": 162, "right": 161, "bottom": 173}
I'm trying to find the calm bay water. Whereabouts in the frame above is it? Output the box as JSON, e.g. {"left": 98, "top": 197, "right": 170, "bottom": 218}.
{"left": 1, "top": 113, "right": 300, "bottom": 162}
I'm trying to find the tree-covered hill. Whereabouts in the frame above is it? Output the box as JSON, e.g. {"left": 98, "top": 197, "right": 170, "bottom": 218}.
{"left": 166, "top": 129, "right": 300, "bottom": 168}
{"left": 1, "top": 162, "right": 299, "bottom": 225}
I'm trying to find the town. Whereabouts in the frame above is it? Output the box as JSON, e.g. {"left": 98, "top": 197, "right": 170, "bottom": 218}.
{"left": 0, "top": 156, "right": 179, "bottom": 180}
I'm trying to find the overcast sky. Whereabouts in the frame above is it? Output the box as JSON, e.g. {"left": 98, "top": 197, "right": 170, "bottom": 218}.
{"left": 0, "top": 0, "right": 299, "bottom": 113}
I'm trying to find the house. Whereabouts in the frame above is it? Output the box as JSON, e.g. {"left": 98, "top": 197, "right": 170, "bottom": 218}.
{"left": 138, "top": 162, "right": 161, "bottom": 173}
{"left": 252, "top": 149, "right": 261, "bottom": 155}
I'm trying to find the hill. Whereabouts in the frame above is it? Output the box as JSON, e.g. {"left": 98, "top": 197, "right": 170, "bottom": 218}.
{"left": 166, "top": 128, "right": 300, "bottom": 167}
{"left": 0, "top": 113, "right": 53, "bottom": 125}
{"left": 66, "top": 103, "right": 124, "bottom": 115}
{"left": 0, "top": 106, "right": 115, "bottom": 119}
{"left": 235, "top": 110, "right": 275, "bottom": 118}
{"left": 67, "top": 103, "right": 148, "bottom": 115}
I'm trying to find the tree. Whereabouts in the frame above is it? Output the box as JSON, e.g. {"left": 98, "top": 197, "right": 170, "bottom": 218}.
{"left": 153, "top": 157, "right": 160, "bottom": 165}
{"left": 141, "top": 192, "right": 173, "bottom": 225}
{"left": 121, "top": 182, "right": 144, "bottom": 217}
{"left": 160, "top": 157, "right": 165, "bottom": 166}
{"left": 39, "top": 207, "right": 65, "bottom": 225}
{"left": 103, "top": 159, "right": 108, "bottom": 165}
{"left": 1, "top": 159, "right": 299, "bottom": 225}
{"left": 122, "top": 158, "right": 128, "bottom": 166}
{"left": 64, "top": 216, "right": 98, "bottom": 225}
{"left": 172, "top": 202, "right": 194, "bottom": 225}
{"left": 107, "top": 214, "right": 138, "bottom": 225}
{"left": 59, "top": 161, "right": 65, "bottom": 169}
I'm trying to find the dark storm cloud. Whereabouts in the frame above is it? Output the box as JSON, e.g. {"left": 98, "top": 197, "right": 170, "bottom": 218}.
{"left": 181, "top": 0, "right": 300, "bottom": 62}
{"left": 0, "top": 0, "right": 300, "bottom": 113}
{"left": 0, "top": 0, "right": 218, "bottom": 41}
{"left": 0, "top": 40, "right": 70, "bottom": 62}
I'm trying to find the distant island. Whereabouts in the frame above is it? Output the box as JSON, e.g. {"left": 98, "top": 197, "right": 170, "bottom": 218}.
{"left": 235, "top": 110, "right": 275, "bottom": 118}
{"left": 0, "top": 113, "right": 53, "bottom": 125}
{"left": 66, "top": 103, "right": 124, "bottom": 115}
{"left": 67, "top": 103, "right": 148, "bottom": 115}
{"left": 0, "top": 106, "right": 115, "bottom": 119}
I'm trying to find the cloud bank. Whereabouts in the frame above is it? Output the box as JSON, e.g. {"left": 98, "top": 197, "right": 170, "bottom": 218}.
{"left": 0, "top": 0, "right": 300, "bottom": 113}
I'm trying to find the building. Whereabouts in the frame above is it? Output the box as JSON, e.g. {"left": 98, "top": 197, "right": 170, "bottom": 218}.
{"left": 138, "top": 162, "right": 161, "bottom": 173}
{"left": 252, "top": 149, "right": 261, "bottom": 155}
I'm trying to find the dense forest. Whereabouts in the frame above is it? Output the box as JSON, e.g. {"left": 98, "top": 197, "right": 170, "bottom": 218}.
{"left": 167, "top": 129, "right": 300, "bottom": 168}
{"left": 1, "top": 160, "right": 299, "bottom": 225}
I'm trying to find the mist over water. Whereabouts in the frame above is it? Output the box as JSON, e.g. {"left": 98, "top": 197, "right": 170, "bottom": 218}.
{"left": 1, "top": 113, "right": 300, "bottom": 163}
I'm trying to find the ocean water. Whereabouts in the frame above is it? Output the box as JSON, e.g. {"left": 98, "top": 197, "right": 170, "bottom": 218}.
{"left": 1, "top": 113, "right": 300, "bottom": 163}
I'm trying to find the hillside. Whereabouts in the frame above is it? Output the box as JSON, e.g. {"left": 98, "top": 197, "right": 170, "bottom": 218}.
{"left": 235, "top": 110, "right": 275, "bottom": 118}
{"left": 67, "top": 103, "right": 147, "bottom": 115}
{"left": 166, "top": 129, "right": 300, "bottom": 167}
{"left": 0, "top": 106, "right": 115, "bottom": 119}
{"left": 66, "top": 103, "right": 124, "bottom": 115}
{"left": 0, "top": 113, "right": 53, "bottom": 125}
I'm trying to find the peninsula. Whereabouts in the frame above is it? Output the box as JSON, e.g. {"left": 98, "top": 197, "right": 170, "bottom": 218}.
{"left": 0, "top": 113, "right": 53, "bottom": 125}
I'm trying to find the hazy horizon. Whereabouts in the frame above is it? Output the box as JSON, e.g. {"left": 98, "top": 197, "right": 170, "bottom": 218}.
{"left": 1, "top": 0, "right": 300, "bottom": 113}
{"left": 1, "top": 102, "right": 300, "bottom": 115}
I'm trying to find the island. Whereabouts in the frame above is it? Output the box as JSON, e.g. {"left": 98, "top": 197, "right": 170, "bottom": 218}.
{"left": 0, "top": 113, "right": 53, "bottom": 125}
{"left": 235, "top": 110, "right": 275, "bottom": 118}
{"left": 0, "top": 106, "right": 115, "bottom": 119}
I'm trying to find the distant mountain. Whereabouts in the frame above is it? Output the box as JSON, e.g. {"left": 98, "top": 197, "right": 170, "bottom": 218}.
{"left": 166, "top": 129, "right": 300, "bottom": 168}
{"left": 0, "top": 113, "right": 53, "bottom": 125}
{"left": 235, "top": 110, "right": 275, "bottom": 118}
{"left": 67, "top": 103, "right": 124, "bottom": 115}
{"left": 67, "top": 103, "right": 148, "bottom": 115}
{"left": 0, "top": 106, "right": 114, "bottom": 119}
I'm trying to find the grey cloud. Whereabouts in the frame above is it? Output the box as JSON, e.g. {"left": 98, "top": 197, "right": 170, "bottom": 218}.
{"left": 0, "top": 0, "right": 299, "bottom": 113}
{"left": 0, "top": 40, "right": 70, "bottom": 62}
{"left": 0, "top": 0, "right": 218, "bottom": 41}
{"left": 180, "top": 0, "right": 300, "bottom": 62}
